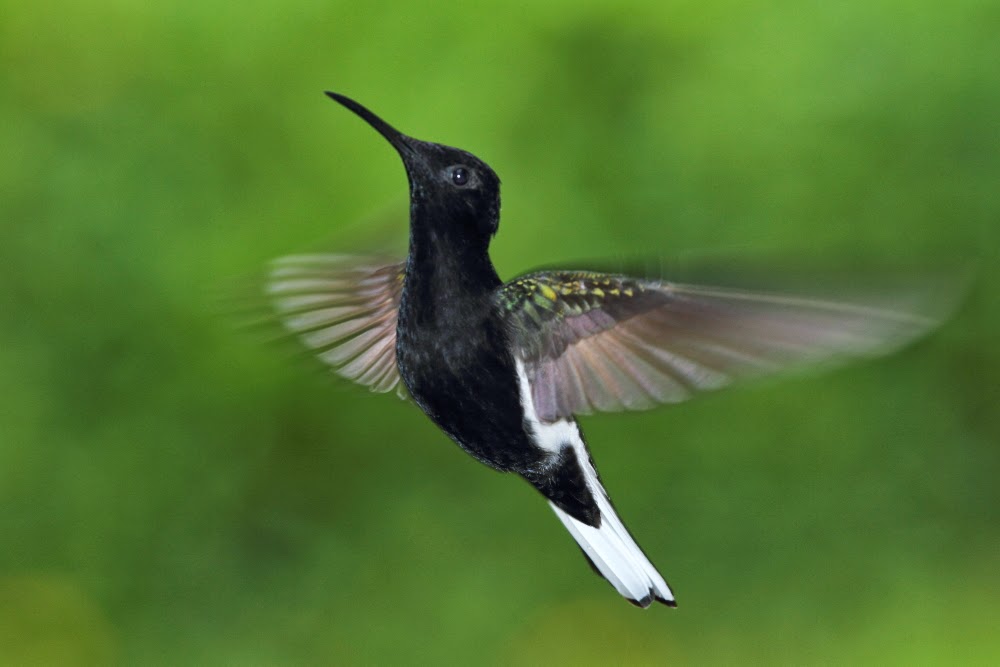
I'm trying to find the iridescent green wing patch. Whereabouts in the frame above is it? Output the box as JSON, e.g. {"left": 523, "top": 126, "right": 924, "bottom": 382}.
{"left": 500, "top": 271, "right": 666, "bottom": 357}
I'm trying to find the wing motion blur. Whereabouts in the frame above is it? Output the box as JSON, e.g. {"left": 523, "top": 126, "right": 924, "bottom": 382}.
{"left": 499, "top": 270, "right": 947, "bottom": 423}
{"left": 265, "top": 254, "right": 407, "bottom": 397}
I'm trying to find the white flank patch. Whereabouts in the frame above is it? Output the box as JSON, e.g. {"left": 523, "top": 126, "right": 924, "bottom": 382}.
{"left": 514, "top": 359, "right": 675, "bottom": 607}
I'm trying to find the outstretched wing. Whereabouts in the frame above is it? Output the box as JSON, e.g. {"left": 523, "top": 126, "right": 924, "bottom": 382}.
{"left": 499, "top": 271, "right": 947, "bottom": 423}
{"left": 265, "top": 254, "right": 406, "bottom": 396}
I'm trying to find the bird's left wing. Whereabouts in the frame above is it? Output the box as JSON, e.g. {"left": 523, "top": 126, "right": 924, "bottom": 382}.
{"left": 265, "top": 254, "right": 407, "bottom": 397}
{"left": 498, "top": 270, "right": 947, "bottom": 423}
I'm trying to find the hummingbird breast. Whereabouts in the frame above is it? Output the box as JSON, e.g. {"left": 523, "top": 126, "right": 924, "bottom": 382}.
{"left": 395, "top": 284, "right": 547, "bottom": 474}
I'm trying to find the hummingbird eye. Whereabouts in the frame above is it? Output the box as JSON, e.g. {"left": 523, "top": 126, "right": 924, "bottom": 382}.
{"left": 450, "top": 166, "right": 470, "bottom": 187}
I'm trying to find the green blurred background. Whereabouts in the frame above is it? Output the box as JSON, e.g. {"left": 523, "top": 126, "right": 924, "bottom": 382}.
{"left": 2, "top": 0, "right": 998, "bottom": 664}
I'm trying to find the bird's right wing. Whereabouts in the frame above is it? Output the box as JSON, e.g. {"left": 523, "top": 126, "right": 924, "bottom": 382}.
{"left": 265, "top": 254, "right": 407, "bottom": 397}
{"left": 499, "top": 270, "right": 951, "bottom": 423}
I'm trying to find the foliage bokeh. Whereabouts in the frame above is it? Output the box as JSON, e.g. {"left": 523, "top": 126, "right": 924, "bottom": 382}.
{"left": 2, "top": 0, "right": 998, "bottom": 664}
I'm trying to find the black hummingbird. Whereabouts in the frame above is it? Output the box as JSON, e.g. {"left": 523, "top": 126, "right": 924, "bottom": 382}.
{"left": 264, "top": 92, "right": 945, "bottom": 608}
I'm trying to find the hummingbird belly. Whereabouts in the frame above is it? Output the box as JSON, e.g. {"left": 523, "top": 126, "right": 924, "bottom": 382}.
{"left": 397, "top": 324, "right": 547, "bottom": 475}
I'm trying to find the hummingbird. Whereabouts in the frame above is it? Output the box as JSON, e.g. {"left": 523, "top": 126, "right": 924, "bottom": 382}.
{"left": 264, "top": 92, "right": 945, "bottom": 608}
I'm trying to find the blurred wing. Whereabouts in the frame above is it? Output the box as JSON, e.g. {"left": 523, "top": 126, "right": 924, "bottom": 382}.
{"left": 265, "top": 254, "right": 406, "bottom": 397}
{"left": 499, "top": 271, "right": 946, "bottom": 422}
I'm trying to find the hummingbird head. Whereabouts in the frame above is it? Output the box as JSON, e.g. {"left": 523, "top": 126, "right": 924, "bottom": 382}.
{"left": 326, "top": 92, "right": 501, "bottom": 243}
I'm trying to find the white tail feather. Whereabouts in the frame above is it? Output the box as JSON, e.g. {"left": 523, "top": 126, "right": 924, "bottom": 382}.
{"left": 550, "top": 444, "right": 674, "bottom": 607}
{"left": 514, "top": 357, "right": 674, "bottom": 607}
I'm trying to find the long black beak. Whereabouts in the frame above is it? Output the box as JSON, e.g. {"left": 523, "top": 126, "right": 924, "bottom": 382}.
{"left": 325, "top": 91, "right": 416, "bottom": 160}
